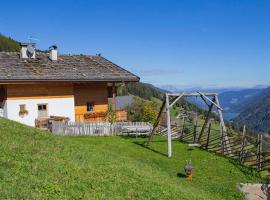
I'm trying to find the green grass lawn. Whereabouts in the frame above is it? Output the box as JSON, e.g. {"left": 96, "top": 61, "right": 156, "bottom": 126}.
{"left": 0, "top": 118, "right": 265, "bottom": 199}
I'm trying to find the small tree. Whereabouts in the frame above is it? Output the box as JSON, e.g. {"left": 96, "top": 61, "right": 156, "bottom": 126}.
{"left": 143, "top": 102, "right": 158, "bottom": 124}
{"left": 106, "top": 104, "right": 117, "bottom": 124}
{"left": 127, "top": 97, "right": 145, "bottom": 122}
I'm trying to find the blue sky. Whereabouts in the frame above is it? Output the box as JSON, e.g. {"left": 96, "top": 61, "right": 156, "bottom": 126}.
{"left": 1, "top": 0, "right": 270, "bottom": 89}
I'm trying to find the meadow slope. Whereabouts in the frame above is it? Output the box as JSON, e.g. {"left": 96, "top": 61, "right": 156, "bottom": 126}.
{"left": 0, "top": 118, "right": 264, "bottom": 199}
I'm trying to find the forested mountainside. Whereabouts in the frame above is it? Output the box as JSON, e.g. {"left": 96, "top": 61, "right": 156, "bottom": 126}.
{"left": 0, "top": 34, "right": 20, "bottom": 52}
{"left": 117, "top": 82, "right": 166, "bottom": 100}
{"left": 219, "top": 89, "right": 263, "bottom": 113}
{"left": 234, "top": 87, "right": 270, "bottom": 134}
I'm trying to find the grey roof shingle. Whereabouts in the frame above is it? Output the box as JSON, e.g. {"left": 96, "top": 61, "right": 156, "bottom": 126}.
{"left": 0, "top": 52, "right": 140, "bottom": 82}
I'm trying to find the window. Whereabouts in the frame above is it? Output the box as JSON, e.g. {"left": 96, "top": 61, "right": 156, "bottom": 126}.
{"left": 87, "top": 102, "right": 94, "bottom": 112}
{"left": 19, "top": 104, "right": 26, "bottom": 111}
{"left": 19, "top": 104, "right": 28, "bottom": 116}
{"left": 37, "top": 104, "right": 48, "bottom": 118}
{"left": 38, "top": 104, "right": 47, "bottom": 111}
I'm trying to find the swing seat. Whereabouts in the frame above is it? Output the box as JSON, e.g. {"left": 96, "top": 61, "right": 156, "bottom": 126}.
{"left": 188, "top": 143, "right": 201, "bottom": 147}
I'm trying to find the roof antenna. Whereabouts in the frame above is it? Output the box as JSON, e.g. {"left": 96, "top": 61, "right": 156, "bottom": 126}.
{"left": 28, "top": 36, "right": 40, "bottom": 43}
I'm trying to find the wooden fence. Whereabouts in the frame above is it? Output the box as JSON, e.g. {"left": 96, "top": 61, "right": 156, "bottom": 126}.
{"left": 156, "top": 119, "right": 270, "bottom": 173}
{"left": 196, "top": 124, "right": 269, "bottom": 172}
{"left": 52, "top": 121, "right": 153, "bottom": 136}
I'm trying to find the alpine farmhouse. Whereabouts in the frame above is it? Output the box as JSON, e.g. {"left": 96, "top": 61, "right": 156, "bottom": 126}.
{"left": 0, "top": 43, "right": 139, "bottom": 126}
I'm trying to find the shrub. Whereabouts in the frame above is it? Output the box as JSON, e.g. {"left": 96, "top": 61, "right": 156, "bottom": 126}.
{"left": 127, "top": 97, "right": 159, "bottom": 124}
{"left": 143, "top": 103, "right": 158, "bottom": 124}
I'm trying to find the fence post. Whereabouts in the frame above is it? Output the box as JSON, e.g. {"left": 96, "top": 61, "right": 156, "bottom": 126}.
{"left": 220, "top": 123, "right": 224, "bottom": 155}
{"left": 261, "top": 134, "right": 263, "bottom": 171}
{"left": 205, "top": 122, "right": 212, "bottom": 150}
{"left": 193, "top": 124, "right": 197, "bottom": 143}
{"left": 181, "top": 116, "right": 186, "bottom": 140}
{"left": 256, "top": 134, "right": 262, "bottom": 171}
{"left": 239, "top": 125, "right": 246, "bottom": 163}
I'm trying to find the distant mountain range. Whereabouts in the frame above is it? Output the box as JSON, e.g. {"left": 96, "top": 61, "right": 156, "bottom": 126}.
{"left": 234, "top": 87, "right": 270, "bottom": 134}
{"left": 160, "top": 84, "right": 267, "bottom": 112}
{"left": 160, "top": 85, "right": 270, "bottom": 133}
{"left": 218, "top": 89, "right": 263, "bottom": 113}
{"left": 159, "top": 85, "right": 268, "bottom": 94}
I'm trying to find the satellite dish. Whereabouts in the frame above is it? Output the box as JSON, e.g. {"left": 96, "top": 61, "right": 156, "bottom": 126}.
{"left": 26, "top": 44, "right": 35, "bottom": 58}
{"left": 49, "top": 45, "right": 58, "bottom": 50}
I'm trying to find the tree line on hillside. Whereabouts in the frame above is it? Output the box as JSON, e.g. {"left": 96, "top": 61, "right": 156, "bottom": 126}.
{"left": 0, "top": 34, "right": 20, "bottom": 52}
{"left": 117, "top": 82, "right": 164, "bottom": 100}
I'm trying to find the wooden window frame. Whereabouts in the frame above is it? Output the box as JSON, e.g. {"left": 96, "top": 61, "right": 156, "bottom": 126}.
{"left": 37, "top": 103, "right": 48, "bottom": 118}
{"left": 86, "top": 102, "right": 94, "bottom": 112}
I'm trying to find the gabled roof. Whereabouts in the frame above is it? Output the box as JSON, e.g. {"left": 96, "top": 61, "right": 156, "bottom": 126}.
{"left": 0, "top": 52, "right": 140, "bottom": 82}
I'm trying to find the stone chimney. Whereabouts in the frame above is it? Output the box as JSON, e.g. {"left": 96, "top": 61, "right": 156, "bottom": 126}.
{"left": 20, "top": 43, "right": 36, "bottom": 59}
{"left": 49, "top": 45, "right": 58, "bottom": 61}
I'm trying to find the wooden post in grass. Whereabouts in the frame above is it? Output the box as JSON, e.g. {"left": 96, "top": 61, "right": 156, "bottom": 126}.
{"left": 256, "top": 134, "right": 262, "bottom": 171}
{"left": 220, "top": 123, "right": 224, "bottom": 155}
{"left": 166, "top": 94, "right": 172, "bottom": 157}
{"left": 260, "top": 134, "right": 263, "bottom": 170}
{"left": 148, "top": 99, "right": 166, "bottom": 145}
{"left": 181, "top": 116, "right": 186, "bottom": 140}
{"left": 239, "top": 125, "right": 246, "bottom": 162}
{"left": 205, "top": 122, "right": 212, "bottom": 150}
{"left": 214, "top": 95, "right": 231, "bottom": 155}
{"left": 197, "top": 97, "right": 215, "bottom": 143}
{"left": 193, "top": 124, "right": 197, "bottom": 143}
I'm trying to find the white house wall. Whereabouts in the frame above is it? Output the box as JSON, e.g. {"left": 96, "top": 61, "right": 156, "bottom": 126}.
{"left": 4, "top": 97, "right": 75, "bottom": 126}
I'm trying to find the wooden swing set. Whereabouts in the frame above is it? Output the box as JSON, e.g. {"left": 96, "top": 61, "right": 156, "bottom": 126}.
{"left": 148, "top": 92, "right": 231, "bottom": 157}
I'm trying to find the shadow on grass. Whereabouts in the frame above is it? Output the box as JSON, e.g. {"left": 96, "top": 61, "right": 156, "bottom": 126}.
{"left": 132, "top": 141, "right": 168, "bottom": 157}
{"left": 119, "top": 136, "right": 167, "bottom": 143}
{"left": 146, "top": 140, "right": 168, "bottom": 143}
{"left": 119, "top": 135, "right": 148, "bottom": 139}
{"left": 177, "top": 172, "right": 186, "bottom": 178}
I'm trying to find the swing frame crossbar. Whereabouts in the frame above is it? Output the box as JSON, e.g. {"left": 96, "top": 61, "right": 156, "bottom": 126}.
{"left": 148, "top": 92, "right": 230, "bottom": 157}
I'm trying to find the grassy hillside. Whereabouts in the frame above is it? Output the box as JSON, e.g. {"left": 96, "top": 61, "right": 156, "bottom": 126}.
{"left": 0, "top": 117, "right": 265, "bottom": 199}
{"left": 0, "top": 34, "right": 20, "bottom": 52}
{"left": 234, "top": 87, "right": 270, "bottom": 134}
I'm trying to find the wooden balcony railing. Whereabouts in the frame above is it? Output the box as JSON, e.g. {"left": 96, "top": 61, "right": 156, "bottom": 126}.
{"left": 75, "top": 109, "right": 127, "bottom": 122}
